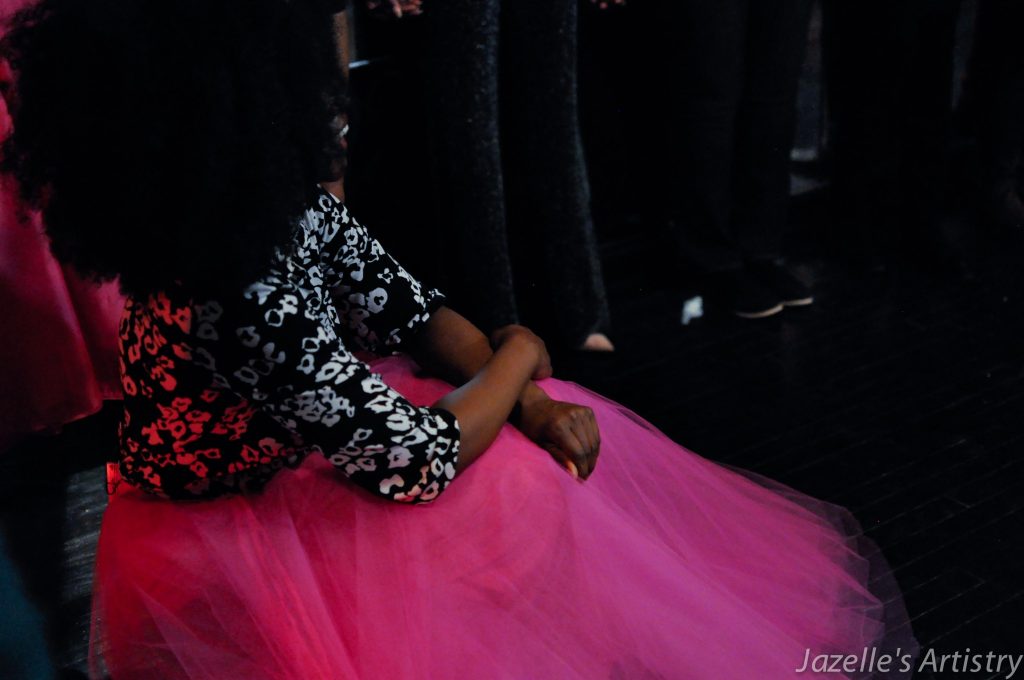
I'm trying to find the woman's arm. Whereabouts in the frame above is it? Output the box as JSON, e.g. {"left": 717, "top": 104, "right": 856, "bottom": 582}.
{"left": 409, "top": 307, "right": 551, "bottom": 409}
{"left": 431, "top": 326, "right": 545, "bottom": 472}
{"left": 312, "top": 188, "right": 600, "bottom": 479}
{"left": 410, "top": 308, "right": 601, "bottom": 479}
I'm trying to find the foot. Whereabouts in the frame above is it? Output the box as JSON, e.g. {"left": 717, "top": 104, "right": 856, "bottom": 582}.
{"left": 580, "top": 333, "right": 615, "bottom": 352}
{"left": 747, "top": 260, "right": 813, "bottom": 307}
{"left": 703, "top": 269, "right": 783, "bottom": 319}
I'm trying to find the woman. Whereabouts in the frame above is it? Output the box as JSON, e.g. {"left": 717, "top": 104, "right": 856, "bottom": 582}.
{"left": 3, "top": 1, "right": 914, "bottom": 678}
{"left": 970, "top": 0, "right": 1024, "bottom": 230}
{"left": 421, "top": 0, "right": 613, "bottom": 352}
{"left": 660, "top": 0, "right": 815, "bottom": 318}
{"left": 0, "top": 0, "right": 122, "bottom": 447}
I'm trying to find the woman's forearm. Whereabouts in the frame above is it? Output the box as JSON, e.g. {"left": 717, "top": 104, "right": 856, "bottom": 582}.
{"left": 432, "top": 338, "right": 538, "bottom": 472}
{"left": 412, "top": 307, "right": 550, "bottom": 413}
{"left": 412, "top": 307, "right": 601, "bottom": 481}
{"left": 411, "top": 307, "right": 496, "bottom": 383}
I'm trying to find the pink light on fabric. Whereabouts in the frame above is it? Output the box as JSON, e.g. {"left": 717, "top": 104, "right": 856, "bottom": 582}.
{"left": 90, "top": 355, "right": 916, "bottom": 679}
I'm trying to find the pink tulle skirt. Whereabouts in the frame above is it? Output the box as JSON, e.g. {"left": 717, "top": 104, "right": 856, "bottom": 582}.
{"left": 1, "top": 47, "right": 124, "bottom": 442}
{"left": 0, "top": 186, "right": 123, "bottom": 443}
{"left": 91, "top": 356, "right": 916, "bottom": 679}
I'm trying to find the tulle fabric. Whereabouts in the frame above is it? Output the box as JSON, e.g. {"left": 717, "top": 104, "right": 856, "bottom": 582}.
{"left": 0, "top": 182, "right": 124, "bottom": 443}
{"left": 91, "top": 356, "right": 916, "bottom": 679}
{"left": 1, "top": 5, "right": 124, "bottom": 444}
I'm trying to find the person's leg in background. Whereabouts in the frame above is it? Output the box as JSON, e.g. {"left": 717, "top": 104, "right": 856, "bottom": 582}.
{"left": 421, "top": 0, "right": 519, "bottom": 334}
{"left": 825, "top": 0, "right": 963, "bottom": 270}
{"left": 971, "top": 0, "right": 1024, "bottom": 230}
{"left": 660, "top": 0, "right": 745, "bottom": 274}
{"left": 823, "top": 0, "right": 909, "bottom": 265}
{"left": 897, "top": 0, "right": 963, "bottom": 268}
{"left": 499, "top": 0, "right": 612, "bottom": 351}
{"left": 733, "top": 0, "right": 815, "bottom": 306}
{"left": 661, "top": 0, "right": 787, "bottom": 318}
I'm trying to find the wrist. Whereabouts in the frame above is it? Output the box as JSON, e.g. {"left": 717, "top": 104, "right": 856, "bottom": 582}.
{"left": 518, "top": 383, "right": 549, "bottom": 409}
{"left": 510, "top": 383, "right": 550, "bottom": 426}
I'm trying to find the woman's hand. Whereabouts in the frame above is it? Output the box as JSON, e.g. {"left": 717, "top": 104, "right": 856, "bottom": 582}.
{"left": 366, "top": 0, "right": 422, "bottom": 18}
{"left": 517, "top": 397, "right": 601, "bottom": 481}
{"left": 489, "top": 325, "right": 552, "bottom": 381}
{"left": 410, "top": 310, "right": 593, "bottom": 477}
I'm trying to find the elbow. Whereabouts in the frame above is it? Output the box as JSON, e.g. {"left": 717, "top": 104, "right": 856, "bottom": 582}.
{"left": 379, "top": 477, "right": 448, "bottom": 505}
{"left": 393, "top": 485, "right": 445, "bottom": 505}
{"left": 376, "top": 448, "right": 459, "bottom": 505}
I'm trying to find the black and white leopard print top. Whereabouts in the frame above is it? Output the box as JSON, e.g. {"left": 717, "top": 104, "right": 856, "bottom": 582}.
{"left": 117, "top": 186, "right": 460, "bottom": 502}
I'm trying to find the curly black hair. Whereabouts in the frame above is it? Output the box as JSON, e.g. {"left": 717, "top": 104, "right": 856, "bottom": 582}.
{"left": 1, "top": 0, "right": 348, "bottom": 296}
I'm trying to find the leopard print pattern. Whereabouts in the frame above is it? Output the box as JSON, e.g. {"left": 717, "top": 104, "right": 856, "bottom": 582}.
{"left": 118, "top": 188, "right": 460, "bottom": 502}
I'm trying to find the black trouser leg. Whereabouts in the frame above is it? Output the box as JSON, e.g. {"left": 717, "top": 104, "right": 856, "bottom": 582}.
{"left": 422, "top": 0, "right": 518, "bottom": 333}
{"left": 824, "top": 0, "right": 907, "bottom": 249}
{"left": 898, "top": 0, "right": 960, "bottom": 230}
{"left": 662, "top": 0, "right": 748, "bottom": 273}
{"left": 972, "top": 0, "right": 1024, "bottom": 196}
{"left": 826, "top": 0, "right": 960, "bottom": 249}
{"left": 501, "top": 0, "right": 611, "bottom": 346}
{"left": 732, "top": 0, "right": 814, "bottom": 262}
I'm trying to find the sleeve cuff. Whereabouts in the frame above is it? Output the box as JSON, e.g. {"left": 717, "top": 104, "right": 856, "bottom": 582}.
{"left": 388, "top": 287, "right": 447, "bottom": 350}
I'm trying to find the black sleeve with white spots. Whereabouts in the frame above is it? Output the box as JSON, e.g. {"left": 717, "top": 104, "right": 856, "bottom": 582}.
{"left": 189, "top": 190, "right": 460, "bottom": 503}
{"left": 311, "top": 190, "right": 446, "bottom": 354}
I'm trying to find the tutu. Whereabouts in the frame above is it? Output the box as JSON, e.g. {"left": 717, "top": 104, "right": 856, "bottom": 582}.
{"left": 0, "top": 181, "right": 124, "bottom": 442}
{"left": 1, "top": 6, "right": 124, "bottom": 443}
{"left": 91, "top": 356, "right": 916, "bottom": 680}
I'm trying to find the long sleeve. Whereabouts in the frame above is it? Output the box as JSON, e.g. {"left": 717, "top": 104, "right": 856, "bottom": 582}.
{"left": 310, "top": 189, "right": 446, "bottom": 354}
{"left": 180, "top": 195, "right": 462, "bottom": 503}
{"left": 119, "top": 193, "right": 461, "bottom": 502}
{"left": 191, "top": 288, "right": 460, "bottom": 503}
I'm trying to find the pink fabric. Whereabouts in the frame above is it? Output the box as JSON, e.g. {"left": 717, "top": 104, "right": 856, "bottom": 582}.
{"left": 91, "top": 356, "right": 916, "bottom": 680}
{"left": 0, "top": 1, "right": 124, "bottom": 443}
{"left": 0, "top": 192, "right": 123, "bottom": 441}
{"left": 0, "top": 0, "right": 23, "bottom": 16}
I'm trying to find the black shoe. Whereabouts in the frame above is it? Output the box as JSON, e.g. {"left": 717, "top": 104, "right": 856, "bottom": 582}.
{"left": 747, "top": 260, "right": 813, "bottom": 307}
{"left": 703, "top": 269, "right": 783, "bottom": 319}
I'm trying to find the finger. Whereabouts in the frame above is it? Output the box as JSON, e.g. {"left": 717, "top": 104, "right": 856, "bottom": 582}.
{"left": 585, "top": 409, "right": 601, "bottom": 472}
{"left": 556, "top": 423, "right": 591, "bottom": 479}
{"left": 569, "top": 408, "right": 600, "bottom": 468}
{"left": 545, "top": 445, "right": 580, "bottom": 480}
{"left": 568, "top": 410, "right": 595, "bottom": 456}
{"left": 589, "top": 409, "right": 601, "bottom": 451}
{"left": 568, "top": 411, "right": 599, "bottom": 475}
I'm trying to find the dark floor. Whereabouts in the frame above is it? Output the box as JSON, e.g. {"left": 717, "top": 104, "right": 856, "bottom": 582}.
{"left": 575, "top": 198, "right": 1024, "bottom": 679}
